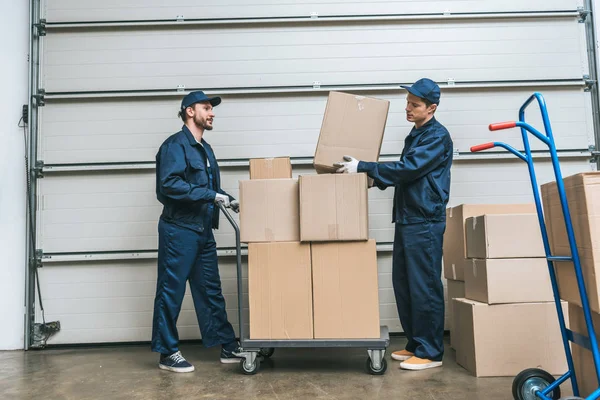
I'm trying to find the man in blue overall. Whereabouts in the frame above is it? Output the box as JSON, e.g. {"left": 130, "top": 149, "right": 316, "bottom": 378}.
{"left": 151, "top": 91, "right": 243, "bottom": 372}
{"left": 335, "top": 78, "right": 453, "bottom": 370}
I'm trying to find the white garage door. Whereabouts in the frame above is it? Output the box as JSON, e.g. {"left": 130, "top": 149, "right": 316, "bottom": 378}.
{"left": 31, "top": 0, "right": 597, "bottom": 345}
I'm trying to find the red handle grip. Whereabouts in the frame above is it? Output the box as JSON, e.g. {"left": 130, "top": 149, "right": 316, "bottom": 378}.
{"left": 489, "top": 121, "right": 517, "bottom": 131}
{"left": 470, "top": 142, "right": 495, "bottom": 152}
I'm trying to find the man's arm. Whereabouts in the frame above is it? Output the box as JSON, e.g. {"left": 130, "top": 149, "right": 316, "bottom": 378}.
{"left": 358, "top": 134, "right": 449, "bottom": 186}
{"left": 158, "top": 143, "right": 218, "bottom": 203}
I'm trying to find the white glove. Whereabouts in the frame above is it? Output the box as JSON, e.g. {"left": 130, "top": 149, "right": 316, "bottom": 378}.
{"left": 214, "top": 193, "right": 230, "bottom": 207}
{"left": 334, "top": 155, "right": 359, "bottom": 174}
{"left": 228, "top": 200, "right": 240, "bottom": 213}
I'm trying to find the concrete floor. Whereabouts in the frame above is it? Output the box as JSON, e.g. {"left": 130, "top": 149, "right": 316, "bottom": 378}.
{"left": 0, "top": 336, "right": 572, "bottom": 400}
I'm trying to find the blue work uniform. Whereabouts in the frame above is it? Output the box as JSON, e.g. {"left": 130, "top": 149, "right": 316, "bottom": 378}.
{"left": 358, "top": 117, "right": 453, "bottom": 361}
{"left": 151, "top": 125, "right": 236, "bottom": 355}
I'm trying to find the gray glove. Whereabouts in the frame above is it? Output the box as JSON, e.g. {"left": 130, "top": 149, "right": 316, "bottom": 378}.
{"left": 214, "top": 193, "right": 230, "bottom": 207}
{"left": 334, "top": 155, "right": 359, "bottom": 174}
{"left": 228, "top": 200, "right": 240, "bottom": 213}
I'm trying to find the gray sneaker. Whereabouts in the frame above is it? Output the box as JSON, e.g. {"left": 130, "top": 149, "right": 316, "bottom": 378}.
{"left": 159, "top": 351, "right": 195, "bottom": 372}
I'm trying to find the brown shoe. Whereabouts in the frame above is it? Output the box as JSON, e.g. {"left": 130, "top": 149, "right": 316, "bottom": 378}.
{"left": 400, "top": 356, "right": 443, "bottom": 370}
{"left": 391, "top": 349, "right": 414, "bottom": 361}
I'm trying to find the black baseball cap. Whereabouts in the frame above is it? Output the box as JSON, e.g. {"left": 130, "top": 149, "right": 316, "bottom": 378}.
{"left": 401, "top": 78, "right": 441, "bottom": 105}
{"left": 180, "top": 91, "right": 221, "bottom": 110}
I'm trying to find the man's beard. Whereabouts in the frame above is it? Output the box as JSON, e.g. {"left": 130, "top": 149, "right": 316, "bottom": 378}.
{"left": 194, "top": 117, "right": 213, "bottom": 131}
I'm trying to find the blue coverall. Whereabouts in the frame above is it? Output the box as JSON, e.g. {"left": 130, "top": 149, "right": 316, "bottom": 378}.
{"left": 151, "top": 125, "right": 236, "bottom": 355}
{"left": 358, "top": 117, "right": 453, "bottom": 361}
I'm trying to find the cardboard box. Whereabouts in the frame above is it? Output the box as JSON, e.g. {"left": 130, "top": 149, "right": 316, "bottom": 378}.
{"left": 465, "top": 258, "right": 554, "bottom": 304}
{"left": 299, "top": 173, "right": 368, "bottom": 241}
{"left": 542, "top": 173, "right": 600, "bottom": 313}
{"left": 313, "top": 91, "right": 390, "bottom": 174}
{"left": 443, "top": 204, "right": 537, "bottom": 281}
{"left": 248, "top": 242, "right": 313, "bottom": 339}
{"left": 249, "top": 157, "right": 292, "bottom": 179}
{"left": 311, "top": 240, "right": 380, "bottom": 338}
{"left": 447, "top": 279, "right": 466, "bottom": 349}
{"left": 466, "top": 214, "right": 545, "bottom": 259}
{"left": 240, "top": 179, "right": 299, "bottom": 243}
{"left": 453, "top": 298, "right": 567, "bottom": 377}
{"left": 569, "top": 303, "right": 600, "bottom": 398}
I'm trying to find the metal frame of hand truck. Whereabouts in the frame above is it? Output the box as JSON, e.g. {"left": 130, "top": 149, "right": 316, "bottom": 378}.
{"left": 471, "top": 92, "right": 600, "bottom": 400}
{"left": 218, "top": 203, "right": 390, "bottom": 375}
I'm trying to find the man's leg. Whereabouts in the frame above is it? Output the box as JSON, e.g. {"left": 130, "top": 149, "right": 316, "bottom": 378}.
{"left": 400, "top": 221, "right": 445, "bottom": 368}
{"left": 392, "top": 223, "right": 417, "bottom": 356}
{"left": 151, "top": 219, "right": 199, "bottom": 372}
{"left": 188, "top": 231, "right": 238, "bottom": 362}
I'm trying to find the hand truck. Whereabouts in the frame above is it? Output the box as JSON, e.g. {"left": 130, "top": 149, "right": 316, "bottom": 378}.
{"left": 218, "top": 203, "right": 390, "bottom": 375}
{"left": 471, "top": 92, "right": 600, "bottom": 400}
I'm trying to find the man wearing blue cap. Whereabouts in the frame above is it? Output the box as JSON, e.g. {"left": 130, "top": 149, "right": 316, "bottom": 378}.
{"left": 151, "top": 91, "right": 243, "bottom": 372}
{"left": 335, "top": 78, "right": 453, "bottom": 370}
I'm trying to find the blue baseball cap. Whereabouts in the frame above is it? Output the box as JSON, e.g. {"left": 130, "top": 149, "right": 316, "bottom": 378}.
{"left": 401, "top": 78, "right": 441, "bottom": 105}
{"left": 180, "top": 90, "right": 221, "bottom": 110}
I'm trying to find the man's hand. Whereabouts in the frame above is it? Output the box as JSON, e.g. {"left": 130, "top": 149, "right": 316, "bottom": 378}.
{"left": 334, "top": 155, "right": 359, "bottom": 174}
{"left": 228, "top": 200, "right": 240, "bottom": 213}
{"left": 214, "top": 193, "right": 230, "bottom": 207}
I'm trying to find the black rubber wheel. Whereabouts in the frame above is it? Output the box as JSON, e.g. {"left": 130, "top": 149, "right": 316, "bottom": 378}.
{"left": 259, "top": 348, "right": 275, "bottom": 358}
{"left": 366, "top": 357, "right": 387, "bottom": 375}
{"left": 512, "top": 368, "right": 560, "bottom": 400}
{"left": 239, "top": 358, "right": 260, "bottom": 375}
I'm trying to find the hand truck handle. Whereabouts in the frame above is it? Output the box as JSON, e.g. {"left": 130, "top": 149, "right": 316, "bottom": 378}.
{"left": 489, "top": 121, "right": 517, "bottom": 131}
{"left": 470, "top": 142, "right": 496, "bottom": 152}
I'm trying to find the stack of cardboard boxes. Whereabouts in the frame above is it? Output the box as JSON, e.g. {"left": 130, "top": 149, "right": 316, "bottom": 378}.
{"left": 444, "top": 204, "right": 567, "bottom": 377}
{"left": 542, "top": 172, "right": 600, "bottom": 397}
{"left": 239, "top": 91, "right": 390, "bottom": 340}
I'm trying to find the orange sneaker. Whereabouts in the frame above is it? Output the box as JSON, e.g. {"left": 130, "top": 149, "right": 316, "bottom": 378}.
{"left": 400, "top": 356, "right": 442, "bottom": 370}
{"left": 391, "top": 349, "right": 414, "bottom": 361}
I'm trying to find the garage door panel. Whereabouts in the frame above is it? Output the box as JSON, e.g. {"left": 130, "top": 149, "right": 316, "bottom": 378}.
{"left": 38, "top": 253, "right": 398, "bottom": 344}
{"left": 40, "top": 88, "right": 593, "bottom": 164}
{"left": 43, "top": 19, "right": 584, "bottom": 92}
{"left": 45, "top": 0, "right": 581, "bottom": 22}
{"left": 38, "top": 159, "right": 593, "bottom": 253}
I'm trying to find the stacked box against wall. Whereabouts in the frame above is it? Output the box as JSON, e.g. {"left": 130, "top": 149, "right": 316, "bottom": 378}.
{"left": 451, "top": 210, "right": 567, "bottom": 377}
{"left": 542, "top": 172, "right": 600, "bottom": 396}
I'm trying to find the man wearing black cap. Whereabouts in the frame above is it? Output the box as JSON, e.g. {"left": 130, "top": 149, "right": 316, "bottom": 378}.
{"left": 151, "top": 91, "right": 243, "bottom": 372}
{"left": 335, "top": 78, "right": 453, "bottom": 370}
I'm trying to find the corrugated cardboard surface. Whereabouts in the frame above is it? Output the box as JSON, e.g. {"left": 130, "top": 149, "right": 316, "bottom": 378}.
{"left": 249, "top": 157, "right": 292, "bottom": 179}
{"left": 299, "top": 173, "right": 368, "bottom": 241}
{"left": 542, "top": 172, "right": 600, "bottom": 313}
{"left": 453, "top": 298, "right": 567, "bottom": 377}
{"left": 248, "top": 242, "right": 314, "bottom": 339}
{"left": 447, "top": 279, "right": 466, "bottom": 349}
{"left": 313, "top": 91, "right": 390, "bottom": 174}
{"left": 240, "top": 179, "right": 299, "bottom": 243}
{"left": 465, "top": 258, "right": 554, "bottom": 304}
{"left": 569, "top": 303, "right": 600, "bottom": 398}
{"left": 311, "top": 240, "right": 380, "bottom": 339}
{"left": 465, "top": 214, "right": 545, "bottom": 259}
{"left": 443, "top": 204, "right": 536, "bottom": 281}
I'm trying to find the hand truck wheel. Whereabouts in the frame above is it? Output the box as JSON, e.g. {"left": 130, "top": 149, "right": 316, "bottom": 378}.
{"left": 512, "top": 368, "right": 560, "bottom": 400}
{"left": 366, "top": 357, "right": 387, "bottom": 375}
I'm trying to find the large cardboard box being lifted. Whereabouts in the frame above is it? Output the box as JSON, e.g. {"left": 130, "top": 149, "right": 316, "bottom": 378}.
{"left": 311, "top": 240, "right": 380, "bottom": 339}
{"left": 249, "top": 157, "right": 292, "bottom": 179}
{"left": 313, "top": 91, "right": 390, "bottom": 174}
{"left": 444, "top": 204, "right": 537, "bottom": 281}
{"left": 542, "top": 172, "right": 600, "bottom": 313}
{"left": 453, "top": 298, "right": 567, "bottom": 377}
{"left": 465, "top": 214, "right": 545, "bottom": 259}
{"left": 569, "top": 303, "right": 600, "bottom": 398}
{"left": 240, "top": 179, "right": 299, "bottom": 243}
{"left": 464, "top": 258, "right": 554, "bottom": 304}
{"left": 248, "top": 242, "right": 314, "bottom": 339}
{"left": 299, "top": 173, "right": 368, "bottom": 241}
